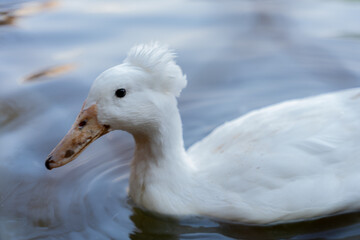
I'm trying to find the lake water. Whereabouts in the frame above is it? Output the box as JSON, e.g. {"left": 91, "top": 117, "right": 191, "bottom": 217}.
{"left": 1, "top": 0, "right": 360, "bottom": 239}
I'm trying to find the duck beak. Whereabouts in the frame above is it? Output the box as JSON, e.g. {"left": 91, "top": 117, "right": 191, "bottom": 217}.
{"left": 45, "top": 103, "right": 110, "bottom": 170}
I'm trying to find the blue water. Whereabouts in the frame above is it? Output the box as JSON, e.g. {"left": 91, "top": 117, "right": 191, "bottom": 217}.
{"left": 1, "top": 0, "right": 360, "bottom": 239}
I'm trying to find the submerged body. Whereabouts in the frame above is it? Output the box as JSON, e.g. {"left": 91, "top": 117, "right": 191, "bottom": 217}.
{"left": 46, "top": 43, "right": 360, "bottom": 224}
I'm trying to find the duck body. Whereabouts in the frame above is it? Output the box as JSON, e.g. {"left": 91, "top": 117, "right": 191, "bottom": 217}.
{"left": 188, "top": 88, "right": 360, "bottom": 223}
{"left": 46, "top": 43, "right": 360, "bottom": 224}
{"left": 128, "top": 87, "right": 360, "bottom": 223}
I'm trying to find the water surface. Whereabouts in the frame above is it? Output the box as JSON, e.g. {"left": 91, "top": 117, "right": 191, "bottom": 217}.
{"left": 1, "top": 0, "right": 360, "bottom": 239}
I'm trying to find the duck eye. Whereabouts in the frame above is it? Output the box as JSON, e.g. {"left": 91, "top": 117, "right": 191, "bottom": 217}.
{"left": 115, "top": 88, "right": 126, "bottom": 98}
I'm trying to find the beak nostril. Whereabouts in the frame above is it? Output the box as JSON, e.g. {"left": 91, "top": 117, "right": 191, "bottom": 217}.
{"left": 78, "top": 120, "right": 87, "bottom": 129}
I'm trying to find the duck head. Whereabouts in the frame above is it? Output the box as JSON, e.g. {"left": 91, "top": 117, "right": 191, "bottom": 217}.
{"left": 45, "top": 43, "right": 187, "bottom": 170}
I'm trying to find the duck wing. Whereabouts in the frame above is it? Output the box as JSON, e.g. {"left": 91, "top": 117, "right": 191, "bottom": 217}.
{"left": 188, "top": 88, "right": 360, "bottom": 222}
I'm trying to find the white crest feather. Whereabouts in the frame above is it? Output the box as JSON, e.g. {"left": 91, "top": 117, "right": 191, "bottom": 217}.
{"left": 124, "top": 42, "right": 187, "bottom": 97}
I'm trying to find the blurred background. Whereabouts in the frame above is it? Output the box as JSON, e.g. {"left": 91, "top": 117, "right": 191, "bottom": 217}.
{"left": 1, "top": 0, "right": 360, "bottom": 239}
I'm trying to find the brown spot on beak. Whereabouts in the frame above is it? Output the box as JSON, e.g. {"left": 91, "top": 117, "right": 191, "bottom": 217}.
{"left": 45, "top": 103, "right": 110, "bottom": 170}
{"left": 64, "top": 150, "right": 75, "bottom": 158}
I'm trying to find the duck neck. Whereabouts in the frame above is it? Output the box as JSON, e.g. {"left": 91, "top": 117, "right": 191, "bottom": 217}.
{"left": 128, "top": 98, "right": 193, "bottom": 208}
{"left": 132, "top": 103, "right": 186, "bottom": 167}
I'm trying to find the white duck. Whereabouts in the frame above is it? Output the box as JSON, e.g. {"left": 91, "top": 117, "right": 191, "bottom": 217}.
{"left": 45, "top": 43, "right": 360, "bottom": 224}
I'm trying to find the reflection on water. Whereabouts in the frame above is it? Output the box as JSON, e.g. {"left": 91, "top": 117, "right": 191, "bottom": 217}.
{"left": 1, "top": 0, "right": 360, "bottom": 239}
{"left": 0, "top": 100, "right": 22, "bottom": 130}
{"left": 0, "top": 0, "right": 59, "bottom": 26}
{"left": 0, "top": 12, "right": 15, "bottom": 26}
{"left": 129, "top": 209, "right": 360, "bottom": 239}
{"left": 23, "top": 63, "right": 76, "bottom": 82}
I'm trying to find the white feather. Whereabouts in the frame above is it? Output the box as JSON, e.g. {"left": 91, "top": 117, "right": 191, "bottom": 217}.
{"left": 124, "top": 42, "right": 187, "bottom": 97}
